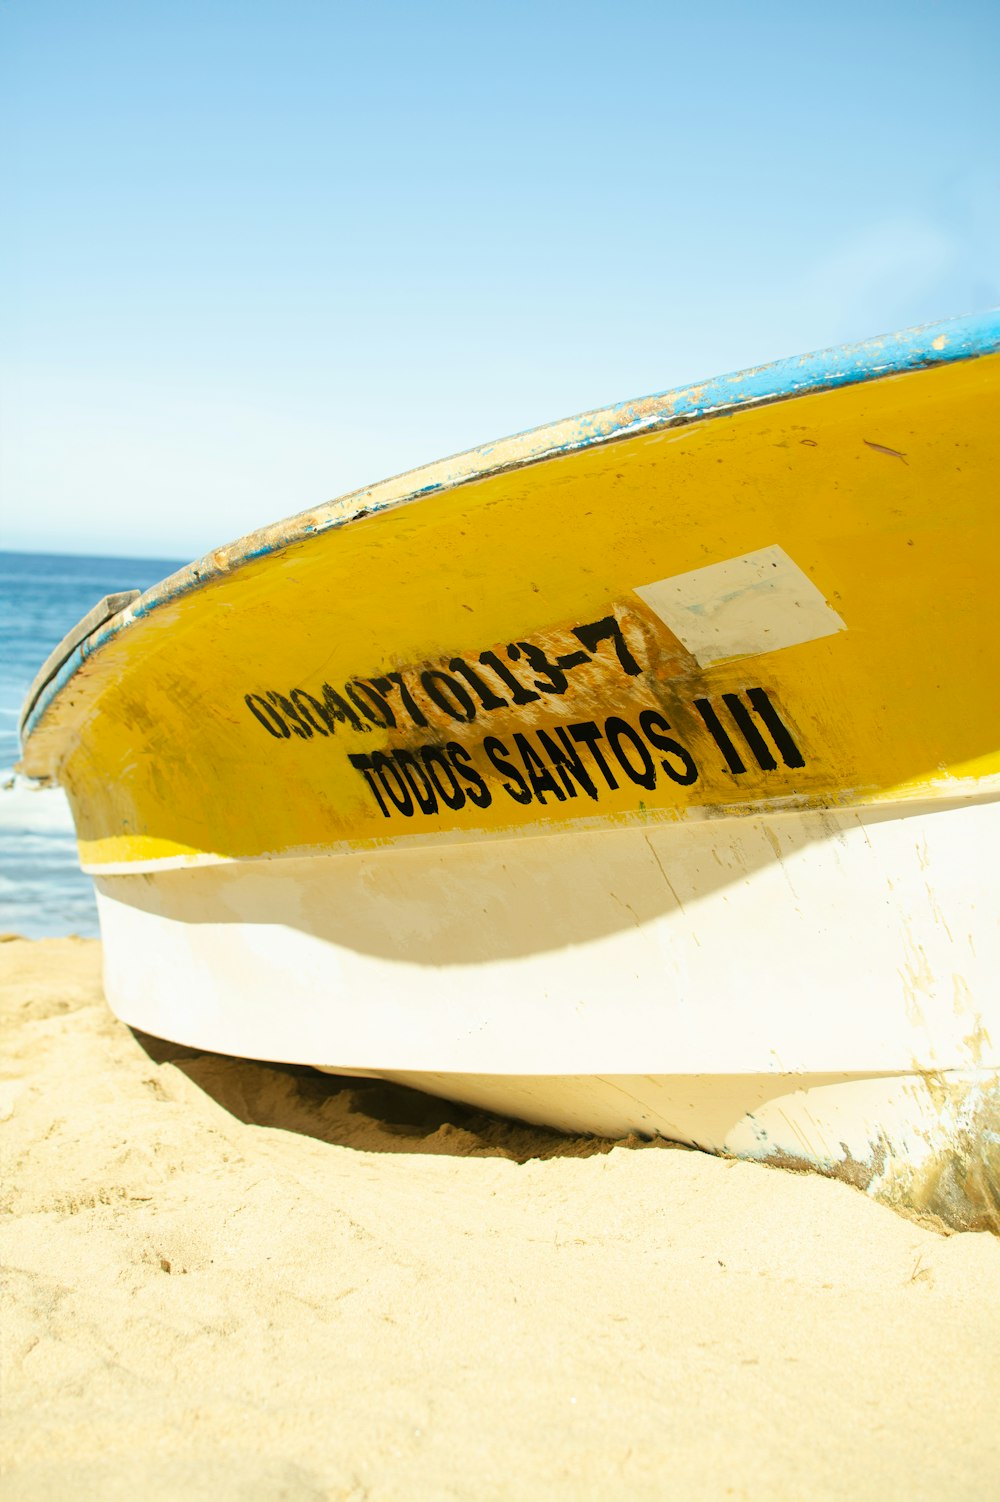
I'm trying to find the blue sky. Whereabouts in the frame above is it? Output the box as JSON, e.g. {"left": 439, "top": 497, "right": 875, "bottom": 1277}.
{"left": 3, "top": 0, "right": 998, "bottom": 560}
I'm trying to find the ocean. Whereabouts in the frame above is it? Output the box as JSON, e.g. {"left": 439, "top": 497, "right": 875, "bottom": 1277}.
{"left": 0, "top": 551, "right": 185, "bottom": 938}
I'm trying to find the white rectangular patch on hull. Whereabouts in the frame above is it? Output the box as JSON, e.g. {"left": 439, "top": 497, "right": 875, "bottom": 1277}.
{"left": 635, "top": 544, "right": 846, "bottom": 666}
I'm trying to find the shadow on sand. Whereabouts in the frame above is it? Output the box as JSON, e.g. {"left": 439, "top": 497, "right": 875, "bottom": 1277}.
{"left": 131, "top": 1027, "right": 682, "bottom": 1164}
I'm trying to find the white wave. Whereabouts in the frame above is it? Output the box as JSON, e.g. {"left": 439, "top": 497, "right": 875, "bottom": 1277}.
{"left": 0, "top": 777, "right": 77, "bottom": 834}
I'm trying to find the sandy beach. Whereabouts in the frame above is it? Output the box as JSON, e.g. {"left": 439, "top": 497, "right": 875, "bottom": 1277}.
{"left": 2, "top": 936, "right": 999, "bottom": 1501}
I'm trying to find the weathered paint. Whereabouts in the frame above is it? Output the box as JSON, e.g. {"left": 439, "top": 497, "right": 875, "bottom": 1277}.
{"left": 19, "top": 337, "right": 1000, "bottom": 871}
{"left": 18, "top": 312, "right": 1000, "bottom": 1230}
{"left": 18, "top": 310, "right": 1000, "bottom": 753}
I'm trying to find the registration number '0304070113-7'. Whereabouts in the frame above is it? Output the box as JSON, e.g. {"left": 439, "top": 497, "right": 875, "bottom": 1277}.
{"left": 243, "top": 612, "right": 806, "bottom": 822}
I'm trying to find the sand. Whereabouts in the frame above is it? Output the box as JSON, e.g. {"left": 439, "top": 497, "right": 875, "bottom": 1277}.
{"left": 2, "top": 937, "right": 999, "bottom": 1501}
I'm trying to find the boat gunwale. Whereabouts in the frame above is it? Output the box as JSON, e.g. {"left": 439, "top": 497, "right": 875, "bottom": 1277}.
{"left": 18, "top": 310, "right": 1000, "bottom": 758}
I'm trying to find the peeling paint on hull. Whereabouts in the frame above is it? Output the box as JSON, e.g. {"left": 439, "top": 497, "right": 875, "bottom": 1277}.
{"left": 746, "top": 1072, "right": 1000, "bottom": 1234}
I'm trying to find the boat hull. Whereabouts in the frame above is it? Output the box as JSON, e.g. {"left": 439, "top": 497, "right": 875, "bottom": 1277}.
{"left": 95, "top": 796, "right": 999, "bottom": 1228}
{"left": 19, "top": 315, "right": 1000, "bottom": 1231}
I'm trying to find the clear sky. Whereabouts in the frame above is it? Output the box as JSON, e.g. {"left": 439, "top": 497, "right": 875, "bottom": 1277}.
{"left": 3, "top": 0, "right": 998, "bottom": 560}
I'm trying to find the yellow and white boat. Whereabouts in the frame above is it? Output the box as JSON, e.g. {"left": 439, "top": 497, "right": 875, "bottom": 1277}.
{"left": 20, "top": 314, "right": 1000, "bottom": 1230}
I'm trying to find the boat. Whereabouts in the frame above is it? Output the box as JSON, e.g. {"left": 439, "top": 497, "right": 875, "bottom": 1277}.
{"left": 19, "top": 313, "right": 1000, "bottom": 1232}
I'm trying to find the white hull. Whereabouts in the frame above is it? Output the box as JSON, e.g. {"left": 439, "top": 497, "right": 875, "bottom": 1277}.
{"left": 96, "top": 797, "right": 999, "bottom": 1228}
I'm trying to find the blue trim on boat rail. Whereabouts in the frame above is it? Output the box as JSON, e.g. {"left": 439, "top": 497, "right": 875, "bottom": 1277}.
{"left": 20, "top": 310, "right": 1000, "bottom": 755}
{"left": 598, "top": 311, "right": 999, "bottom": 429}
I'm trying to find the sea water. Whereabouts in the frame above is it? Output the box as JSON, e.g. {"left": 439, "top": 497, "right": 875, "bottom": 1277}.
{"left": 0, "top": 551, "right": 184, "bottom": 937}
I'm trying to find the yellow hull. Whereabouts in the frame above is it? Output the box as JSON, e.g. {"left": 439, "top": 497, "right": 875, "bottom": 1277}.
{"left": 23, "top": 346, "right": 1000, "bottom": 869}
